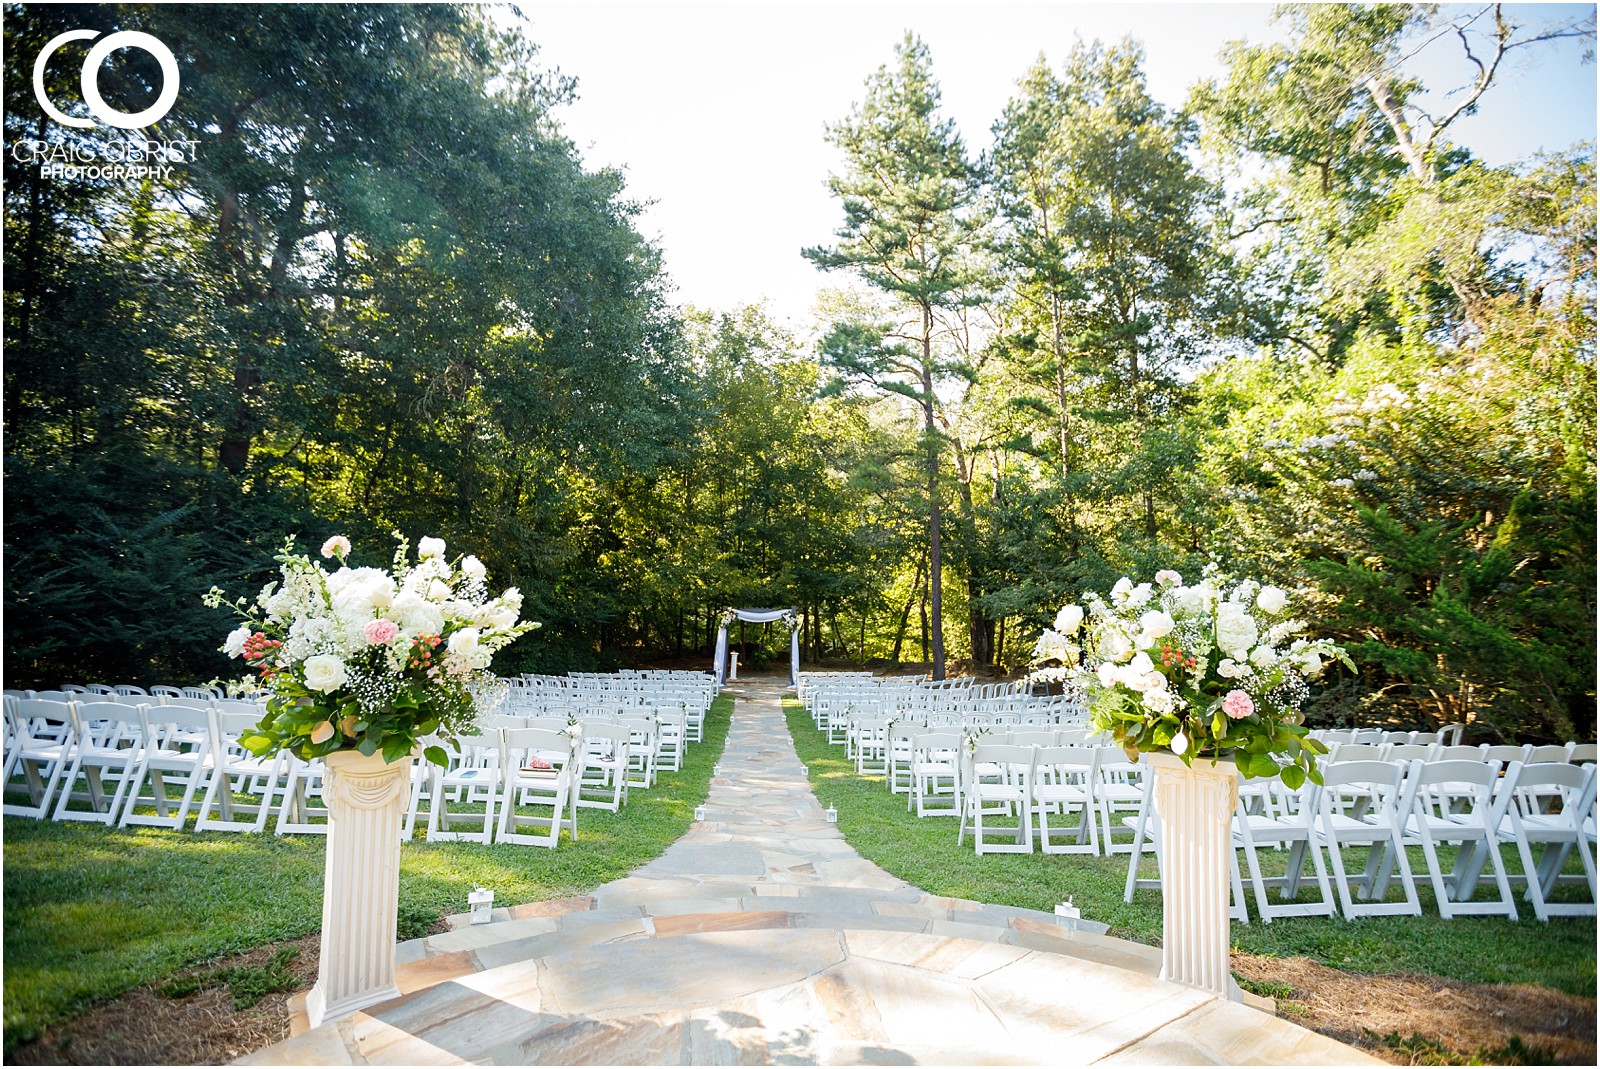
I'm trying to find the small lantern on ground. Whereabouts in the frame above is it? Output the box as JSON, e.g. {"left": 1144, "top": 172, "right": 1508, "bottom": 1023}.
{"left": 825, "top": 804, "right": 837, "bottom": 823}
{"left": 1054, "top": 897, "right": 1081, "bottom": 937}
{"left": 469, "top": 886, "right": 494, "bottom": 926}
{"left": 694, "top": 805, "right": 707, "bottom": 821}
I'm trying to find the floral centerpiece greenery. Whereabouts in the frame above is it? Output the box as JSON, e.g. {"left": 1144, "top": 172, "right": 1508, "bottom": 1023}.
{"left": 204, "top": 534, "right": 537, "bottom": 768}
{"left": 1034, "top": 567, "right": 1351, "bottom": 786}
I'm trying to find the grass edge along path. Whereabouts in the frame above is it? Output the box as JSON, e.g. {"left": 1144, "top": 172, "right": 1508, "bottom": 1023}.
{"left": 782, "top": 695, "right": 1595, "bottom": 998}
{"left": 0, "top": 692, "right": 734, "bottom": 1052}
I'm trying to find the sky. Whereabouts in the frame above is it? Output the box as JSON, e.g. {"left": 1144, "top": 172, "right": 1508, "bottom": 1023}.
{"left": 511, "top": 1, "right": 1597, "bottom": 329}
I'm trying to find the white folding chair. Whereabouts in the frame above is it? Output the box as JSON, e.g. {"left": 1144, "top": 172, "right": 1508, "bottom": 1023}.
{"left": 909, "top": 731, "right": 961, "bottom": 817}
{"left": 1093, "top": 748, "right": 1147, "bottom": 854}
{"left": 619, "top": 715, "right": 658, "bottom": 790}
{"left": 575, "top": 721, "right": 630, "bottom": 812}
{"left": 194, "top": 708, "right": 286, "bottom": 833}
{"left": 273, "top": 753, "right": 329, "bottom": 835}
{"left": 1233, "top": 773, "right": 1335, "bottom": 923}
{"left": 1396, "top": 759, "right": 1518, "bottom": 919}
{"left": 1497, "top": 761, "right": 1597, "bottom": 921}
{"left": 120, "top": 704, "right": 214, "bottom": 829}
{"left": 426, "top": 731, "right": 502, "bottom": 843}
{"left": 655, "top": 708, "right": 686, "bottom": 773}
{"left": 53, "top": 701, "right": 146, "bottom": 824}
{"left": 3, "top": 698, "right": 76, "bottom": 818}
{"left": 1316, "top": 759, "right": 1422, "bottom": 919}
{"left": 1031, "top": 746, "right": 1100, "bottom": 855}
{"left": 958, "top": 742, "right": 1035, "bottom": 854}
{"left": 498, "top": 727, "right": 575, "bottom": 848}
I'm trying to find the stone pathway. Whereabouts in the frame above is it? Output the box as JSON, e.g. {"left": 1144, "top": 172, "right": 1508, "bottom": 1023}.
{"left": 241, "top": 679, "right": 1379, "bottom": 1065}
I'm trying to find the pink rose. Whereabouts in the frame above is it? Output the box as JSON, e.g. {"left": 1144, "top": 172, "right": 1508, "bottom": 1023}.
{"left": 1222, "top": 689, "right": 1255, "bottom": 719}
{"left": 363, "top": 618, "right": 400, "bottom": 645}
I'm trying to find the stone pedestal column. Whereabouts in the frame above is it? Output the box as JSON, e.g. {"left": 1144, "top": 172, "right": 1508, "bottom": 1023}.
{"left": 1147, "top": 751, "right": 1240, "bottom": 1001}
{"left": 305, "top": 749, "right": 411, "bottom": 1028}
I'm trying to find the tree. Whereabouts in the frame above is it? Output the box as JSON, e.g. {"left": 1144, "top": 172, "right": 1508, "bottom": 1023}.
{"left": 805, "top": 33, "right": 987, "bottom": 679}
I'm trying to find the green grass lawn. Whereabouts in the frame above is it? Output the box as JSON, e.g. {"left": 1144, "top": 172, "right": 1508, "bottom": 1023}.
{"left": 783, "top": 697, "right": 1597, "bottom": 998}
{"left": 0, "top": 693, "right": 732, "bottom": 1053}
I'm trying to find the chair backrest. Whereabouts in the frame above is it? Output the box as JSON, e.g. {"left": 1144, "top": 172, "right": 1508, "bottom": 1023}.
{"left": 1434, "top": 744, "right": 1485, "bottom": 762}
{"left": 142, "top": 704, "right": 212, "bottom": 748}
{"left": 1568, "top": 743, "right": 1597, "bottom": 765}
{"left": 1329, "top": 743, "right": 1387, "bottom": 763}
{"left": 1319, "top": 758, "right": 1406, "bottom": 796}
{"left": 1526, "top": 744, "right": 1572, "bottom": 764}
{"left": 501, "top": 727, "right": 574, "bottom": 769}
{"left": 1381, "top": 731, "right": 1413, "bottom": 745}
{"left": 1504, "top": 761, "right": 1597, "bottom": 831}
{"left": 1481, "top": 743, "right": 1531, "bottom": 765}
{"left": 150, "top": 685, "right": 184, "bottom": 698}
{"left": 1034, "top": 745, "right": 1099, "bottom": 780}
{"left": 1408, "top": 731, "right": 1441, "bottom": 745}
{"left": 24, "top": 690, "right": 76, "bottom": 704}
{"left": 69, "top": 700, "right": 146, "bottom": 747}
{"left": 1408, "top": 758, "right": 1500, "bottom": 819}
{"left": 113, "top": 684, "right": 148, "bottom": 697}
{"left": 1004, "top": 729, "right": 1057, "bottom": 748}
{"left": 7, "top": 698, "right": 75, "bottom": 744}
{"left": 1351, "top": 729, "right": 1386, "bottom": 744}
{"left": 1387, "top": 743, "right": 1435, "bottom": 763}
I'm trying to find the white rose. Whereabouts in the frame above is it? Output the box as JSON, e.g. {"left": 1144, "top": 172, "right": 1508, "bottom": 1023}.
{"left": 223, "top": 624, "right": 252, "bottom": 658}
{"left": 461, "top": 555, "right": 487, "bottom": 581}
{"left": 1095, "top": 662, "right": 1118, "bottom": 688}
{"left": 489, "top": 608, "right": 519, "bottom": 631}
{"left": 1215, "top": 603, "right": 1259, "bottom": 659}
{"left": 1111, "top": 577, "right": 1134, "bottom": 604}
{"left": 1217, "top": 658, "right": 1249, "bottom": 679}
{"left": 1249, "top": 644, "right": 1278, "bottom": 668}
{"left": 1101, "top": 628, "right": 1133, "bottom": 663}
{"left": 1137, "top": 609, "right": 1175, "bottom": 643}
{"left": 1173, "top": 586, "right": 1206, "bottom": 615}
{"left": 1125, "top": 583, "right": 1153, "bottom": 609}
{"left": 418, "top": 536, "right": 447, "bottom": 559}
{"left": 1054, "top": 604, "right": 1084, "bottom": 633}
{"left": 1297, "top": 648, "right": 1325, "bottom": 676}
{"left": 426, "top": 578, "right": 453, "bottom": 602}
{"left": 302, "top": 654, "right": 347, "bottom": 694}
{"left": 1256, "top": 585, "right": 1289, "bottom": 615}
{"left": 448, "top": 627, "right": 481, "bottom": 655}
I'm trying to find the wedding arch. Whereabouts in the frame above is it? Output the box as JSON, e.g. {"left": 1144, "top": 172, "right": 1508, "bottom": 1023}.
{"left": 713, "top": 608, "right": 800, "bottom": 685}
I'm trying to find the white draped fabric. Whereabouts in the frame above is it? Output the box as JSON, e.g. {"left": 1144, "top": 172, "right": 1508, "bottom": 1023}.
{"left": 713, "top": 608, "right": 800, "bottom": 686}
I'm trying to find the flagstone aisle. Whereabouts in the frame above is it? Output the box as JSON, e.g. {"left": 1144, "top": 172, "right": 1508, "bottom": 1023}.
{"left": 241, "top": 679, "right": 1379, "bottom": 1066}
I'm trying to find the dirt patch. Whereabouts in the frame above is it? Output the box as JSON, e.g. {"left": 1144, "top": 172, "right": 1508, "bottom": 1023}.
{"left": 8, "top": 935, "right": 320, "bottom": 1066}
{"left": 1233, "top": 953, "right": 1597, "bottom": 1065}
{"left": 8, "top": 942, "right": 1595, "bottom": 1065}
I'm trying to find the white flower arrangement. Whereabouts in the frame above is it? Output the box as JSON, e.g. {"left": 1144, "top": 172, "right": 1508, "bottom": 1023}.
{"left": 1037, "top": 567, "right": 1351, "bottom": 785}
{"left": 204, "top": 533, "right": 537, "bottom": 767}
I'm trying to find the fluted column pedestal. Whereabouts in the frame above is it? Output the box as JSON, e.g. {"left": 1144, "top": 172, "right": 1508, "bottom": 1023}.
{"left": 1147, "top": 752, "right": 1241, "bottom": 1001}
{"left": 304, "top": 750, "right": 411, "bottom": 1028}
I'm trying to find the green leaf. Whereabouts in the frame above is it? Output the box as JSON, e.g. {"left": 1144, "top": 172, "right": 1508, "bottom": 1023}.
{"left": 357, "top": 738, "right": 378, "bottom": 757}
{"left": 1280, "top": 763, "right": 1306, "bottom": 790}
{"left": 423, "top": 745, "right": 448, "bottom": 768}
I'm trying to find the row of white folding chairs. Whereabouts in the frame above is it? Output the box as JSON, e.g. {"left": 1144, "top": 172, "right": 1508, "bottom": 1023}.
{"left": 501, "top": 697, "right": 706, "bottom": 746}
{"left": 1311, "top": 726, "right": 1467, "bottom": 747}
{"left": 2, "top": 697, "right": 668, "bottom": 842}
{"left": 1322, "top": 739, "right": 1597, "bottom": 771}
{"left": 1120, "top": 757, "right": 1596, "bottom": 924}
